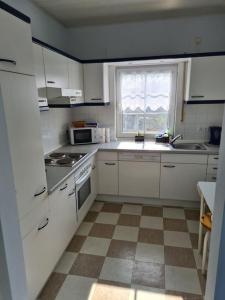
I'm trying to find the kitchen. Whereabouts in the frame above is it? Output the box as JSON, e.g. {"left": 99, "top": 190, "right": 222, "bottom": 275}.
{"left": 1, "top": 1, "right": 225, "bottom": 300}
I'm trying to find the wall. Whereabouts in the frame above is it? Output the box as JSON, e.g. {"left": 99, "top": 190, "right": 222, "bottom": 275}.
{"left": 40, "top": 109, "right": 72, "bottom": 154}
{"left": 4, "top": 0, "right": 68, "bottom": 52}
{"left": 68, "top": 14, "right": 225, "bottom": 60}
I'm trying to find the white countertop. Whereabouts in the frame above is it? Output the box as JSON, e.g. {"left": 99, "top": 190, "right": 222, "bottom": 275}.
{"left": 197, "top": 181, "right": 216, "bottom": 212}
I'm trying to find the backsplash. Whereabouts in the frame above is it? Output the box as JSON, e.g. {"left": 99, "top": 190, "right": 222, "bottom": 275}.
{"left": 40, "top": 108, "right": 72, "bottom": 154}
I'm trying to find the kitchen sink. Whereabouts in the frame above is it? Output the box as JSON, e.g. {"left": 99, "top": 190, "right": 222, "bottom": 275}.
{"left": 171, "top": 143, "right": 207, "bottom": 150}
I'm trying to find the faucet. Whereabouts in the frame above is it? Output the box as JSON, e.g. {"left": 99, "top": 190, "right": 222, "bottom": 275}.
{"left": 169, "top": 134, "right": 183, "bottom": 145}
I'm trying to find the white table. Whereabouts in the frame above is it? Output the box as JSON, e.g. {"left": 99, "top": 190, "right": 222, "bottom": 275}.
{"left": 197, "top": 181, "right": 216, "bottom": 253}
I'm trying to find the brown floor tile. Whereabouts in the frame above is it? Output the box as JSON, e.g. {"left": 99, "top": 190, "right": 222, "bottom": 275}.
{"left": 166, "top": 290, "right": 203, "bottom": 299}
{"left": 70, "top": 253, "right": 105, "bottom": 278}
{"left": 198, "top": 270, "right": 207, "bottom": 295}
{"left": 138, "top": 228, "right": 164, "bottom": 245}
{"left": 38, "top": 272, "right": 66, "bottom": 300}
{"left": 89, "top": 223, "right": 115, "bottom": 238}
{"left": 118, "top": 214, "right": 140, "bottom": 227}
{"left": 142, "top": 206, "right": 163, "bottom": 217}
{"left": 92, "top": 280, "right": 130, "bottom": 300}
{"left": 84, "top": 211, "right": 98, "bottom": 222}
{"left": 107, "top": 240, "right": 136, "bottom": 260}
{"left": 190, "top": 233, "right": 199, "bottom": 249}
{"left": 66, "top": 235, "right": 86, "bottom": 252}
{"left": 164, "top": 246, "right": 196, "bottom": 268}
{"left": 132, "top": 261, "right": 165, "bottom": 289}
{"left": 164, "top": 218, "right": 188, "bottom": 232}
{"left": 102, "top": 203, "right": 123, "bottom": 213}
{"left": 185, "top": 209, "right": 200, "bottom": 221}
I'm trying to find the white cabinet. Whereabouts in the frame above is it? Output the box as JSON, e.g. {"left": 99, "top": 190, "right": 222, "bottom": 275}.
{"left": 185, "top": 56, "right": 225, "bottom": 101}
{"left": 0, "top": 9, "right": 34, "bottom": 75}
{"left": 160, "top": 163, "right": 207, "bottom": 201}
{"left": 68, "top": 58, "right": 84, "bottom": 103}
{"left": 83, "top": 63, "right": 109, "bottom": 103}
{"left": 206, "top": 154, "right": 219, "bottom": 182}
{"left": 97, "top": 161, "right": 118, "bottom": 195}
{"left": 0, "top": 71, "right": 47, "bottom": 219}
{"left": 43, "top": 48, "right": 69, "bottom": 88}
{"left": 91, "top": 160, "right": 98, "bottom": 199}
{"left": 119, "top": 161, "right": 160, "bottom": 198}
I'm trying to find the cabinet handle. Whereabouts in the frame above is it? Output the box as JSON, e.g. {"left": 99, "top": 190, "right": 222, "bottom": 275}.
{"left": 191, "top": 95, "right": 205, "bottom": 98}
{"left": 163, "top": 165, "right": 176, "bottom": 168}
{"left": 212, "top": 176, "right": 217, "bottom": 180}
{"left": 38, "top": 218, "right": 49, "bottom": 231}
{"left": 60, "top": 184, "right": 68, "bottom": 191}
{"left": 90, "top": 98, "right": 102, "bottom": 101}
{"left": 68, "top": 189, "right": 75, "bottom": 196}
{"left": 213, "top": 157, "right": 219, "bottom": 160}
{"left": 0, "top": 59, "right": 16, "bottom": 65}
{"left": 105, "top": 162, "right": 116, "bottom": 166}
{"left": 47, "top": 80, "right": 55, "bottom": 84}
{"left": 92, "top": 165, "right": 96, "bottom": 170}
{"left": 213, "top": 167, "right": 218, "bottom": 170}
{"left": 34, "top": 187, "right": 46, "bottom": 197}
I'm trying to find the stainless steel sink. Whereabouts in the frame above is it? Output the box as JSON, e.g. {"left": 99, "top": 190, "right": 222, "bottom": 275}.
{"left": 171, "top": 143, "right": 207, "bottom": 150}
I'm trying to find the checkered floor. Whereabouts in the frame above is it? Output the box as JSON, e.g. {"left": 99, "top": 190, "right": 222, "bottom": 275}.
{"left": 39, "top": 202, "right": 207, "bottom": 300}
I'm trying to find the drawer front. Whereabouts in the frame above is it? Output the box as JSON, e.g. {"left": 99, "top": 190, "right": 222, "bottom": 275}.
{"left": 207, "top": 165, "right": 218, "bottom": 175}
{"left": 208, "top": 155, "right": 219, "bottom": 165}
{"left": 161, "top": 154, "right": 208, "bottom": 164}
{"left": 119, "top": 152, "right": 160, "bottom": 162}
{"left": 97, "top": 151, "right": 118, "bottom": 161}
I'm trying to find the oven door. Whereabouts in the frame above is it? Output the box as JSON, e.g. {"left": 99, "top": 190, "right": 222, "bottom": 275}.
{"left": 73, "top": 129, "right": 92, "bottom": 144}
{"left": 75, "top": 168, "right": 92, "bottom": 211}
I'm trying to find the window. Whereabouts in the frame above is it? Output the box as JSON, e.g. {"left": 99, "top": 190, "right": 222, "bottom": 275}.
{"left": 116, "top": 65, "right": 178, "bottom": 137}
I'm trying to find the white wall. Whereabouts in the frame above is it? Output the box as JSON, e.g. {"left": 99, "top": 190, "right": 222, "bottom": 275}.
{"left": 68, "top": 14, "right": 225, "bottom": 60}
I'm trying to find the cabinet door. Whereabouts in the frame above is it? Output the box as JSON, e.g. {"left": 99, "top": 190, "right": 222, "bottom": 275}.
{"left": 91, "top": 162, "right": 98, "bottom": 199}
{"left": 0, "top": 9, "right": 34, "bottom": 75}
{"left": 0, "top": 71, "right": 47, "bottom": 219}
{"left": 119, "top": 161, "right": 160, "bottom": 198}
{"left": 43, "top": 48, "right": 69, "bottom": 88}
{"left": 160, "top": 163, "right": 207, "bottom": 201}
{"left": 97, "top": 161, "right": 118, "bottom": 195}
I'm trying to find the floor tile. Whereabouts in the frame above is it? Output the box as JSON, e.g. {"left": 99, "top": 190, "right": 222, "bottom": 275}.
{"left": 165, "top": 266, "right": 201, "bottom": 295}
{"left": 80, "top": 236, "right": 110, "bottom": 256}
{"left": 55, "top": 275, "right": 96, "bottom": 300}
{"left": 135, "top": 243, "right": 164, "bottom": 264}
{"left": 90, "top": 201, "right": 104, "bottom": 212}
{"left": 107, "top": 240, "right": 137, "bottom": 260}
{"left": 185, "top": 209, "right": 200, "bottom": 221}
{"left": 140, "top": 216, "right": 163, "bottom": 230}
{"left": 69, "top": 253, "right": 105, "bottom": 278}
{"left": 132, "top": 261, "right": 165, "bottom": 289}
{"left": 190, "top": 233, "right": 199, "bottom": 249}
{"left": 113, "top": 225, "right": 139, "bottom": 242}
{"left": 130, "top": 285, "right": 166, "bottom": 300}
{"left": 163, "top": 208, "right": 185, "bottom": 220}
{"left": 121, "top": 204, "right": 142, "bottom": 215}
{"left": 118, "top": 214, "right": 140, "bottom": 227}
{"left": 92, "top": 280, "right": 131, "bottom": 300}
{"left": 66, "top": 235, "right": 86, "bottom": 252}
{"left": 100, "top": 257, "right": 134, "bottom": 284}
{"left": 187, "top": 220, "right": 199, "bottom": 234}
{"left": 164, "top": 246, "right": 196, "bottom": 268}
{"left": 138, "top": 228, "right": 164, "bottom": 245}
{"left": 54, "top": 252, "right": 77, "bottom": 274}
{"left": 39, "top": 273, "right": 66, "bottom": 300}
{"left": 198, "top": 270, "right": 207, "bottom": 295}
{"left": 84, "top": 211, "right": 98, "bottom": 222}
{"left": 102, "top": 202, "right": 123, "bottom": 213}
{"left": 164, "top": 231, "right": 192, "bottom": 248}
{"left": 193, "top": 249, "right": 202, "bottom": 270}
{"left": 96, "top": 212, "right": 119, "bottom": 225}
{"left": 163, "top": 218, "right": 188, "bottom": 232}
{"left": 89, "top": 223, "right": 115, "bottom": 239}
{"left": 142, "top": 206, "right": 163, "bottom": 217}
{"left": 77, "top": 222, "right": 93, "bottom": 236}
{"left": 165, "top": 290, "right": 203, "bottom": 300}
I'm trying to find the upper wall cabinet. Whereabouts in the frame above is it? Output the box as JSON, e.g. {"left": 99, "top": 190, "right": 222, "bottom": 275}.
{"left": 0, "top": 9, "right": 34, "bottom": 75}
{"left": 43, "top": 48, "right": 69, "bottom": 88}
{"left": 83, "top": 63, "right": 110, "bottom": 104}
{"left": 185, "top": 56, "right": 225, "bottom": 102}
{"left": 68, "top": 59, "right": 84, "bottom": 102}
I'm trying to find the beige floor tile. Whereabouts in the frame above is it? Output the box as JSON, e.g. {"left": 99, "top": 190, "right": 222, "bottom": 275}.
{"left": 77, "top": 222, "right": 93, "bottom": 236}
{"left": 96, "top": 212, "right": 119, "bottom": 225}
{"left": 164, "top": 231, "right": 192, "bottom": 248}
{"left": 165, "top": 266, "right": 202, "bottom": 295}
{"left": 113, "top": 225, "right": 139, "bottom": 242}
{"left": 187, "top": 220, "right": 199, "bottom": 234}
{"left": 121, "top": 204, "right": 142, "bottom": 215}
{"left": 92, "top": 280, "right": 131, "bottom": 300}
{"left": 135, "top": 243, "right": 164, "bottom": 264}
{"left": 163, "top": 208, "right": 185, "bottom": 220}
{"left": 140, "top": 216, "right": 163, "bottom": 230}
{"left": 90, "top": 201, "right": 104, "bottom": 212}
{"left": 54, "top": 252, "right": 77, "bottom": 274}
{"left": 80, "top": 236, "right": 110, "bottom": 256}
{"left": 130, "top": 285, "right": 166, "bottom": 300}
{"left": 193, "top": 249, "right": 203, "bottom": 270}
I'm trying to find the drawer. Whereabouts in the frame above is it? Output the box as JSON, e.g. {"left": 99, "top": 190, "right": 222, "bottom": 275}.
{"left": 208, "top": 155, "right": 219, "bottom": 165}
{"left": 119, "top": 152, "right": 160, "bottom": 162}
{"left": 161, "top": 154, "right": 208, "bottom": 164}
{"left": 207, "top": 165, "right": 218, "bottom": 175}
{"left": 206, "top": 174, "right": 217, "bottom": 182}
{"left": 97, "top": 151, "right": 118, "bottom": 161}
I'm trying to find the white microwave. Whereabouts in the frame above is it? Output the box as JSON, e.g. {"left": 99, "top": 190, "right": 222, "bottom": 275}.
{"left": 69, "top": 127, "right": 105, "bottom": 145}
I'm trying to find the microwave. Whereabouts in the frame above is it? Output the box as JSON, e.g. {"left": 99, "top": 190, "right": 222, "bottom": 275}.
{"left": 69, "top": 127, "right": 105, "bottom": 145}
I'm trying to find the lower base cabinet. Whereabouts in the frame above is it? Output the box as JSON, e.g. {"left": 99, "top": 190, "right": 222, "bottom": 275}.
{"left": 97, "top": 160, "right": 118, "bottom": 195}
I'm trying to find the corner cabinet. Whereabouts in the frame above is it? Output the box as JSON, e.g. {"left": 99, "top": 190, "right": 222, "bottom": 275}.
{"left": 68, "top": 58, "right": 84, "bottom": 103}
{"left": 185, "top": 56, "right": 225, "bottom": 101}
{"left": 83, "top": 63, "right": 110, "bottom": 104}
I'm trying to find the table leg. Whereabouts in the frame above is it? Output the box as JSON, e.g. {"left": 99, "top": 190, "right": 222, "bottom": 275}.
{"left": 198, "top": 193, "right": 205, "bottom": 253}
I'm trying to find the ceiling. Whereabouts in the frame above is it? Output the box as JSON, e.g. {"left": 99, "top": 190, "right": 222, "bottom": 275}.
{"left": 31, "top": 0, "right": 225, "bottom": 27}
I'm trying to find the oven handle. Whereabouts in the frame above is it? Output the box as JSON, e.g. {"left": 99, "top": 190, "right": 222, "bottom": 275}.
{"left": 75, "top": 168, "right": 92, "bottom": 187}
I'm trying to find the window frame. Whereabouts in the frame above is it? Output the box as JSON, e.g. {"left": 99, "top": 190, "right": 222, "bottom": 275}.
{"left": 116, "top": 64, "right": 178, "bottom": 138}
